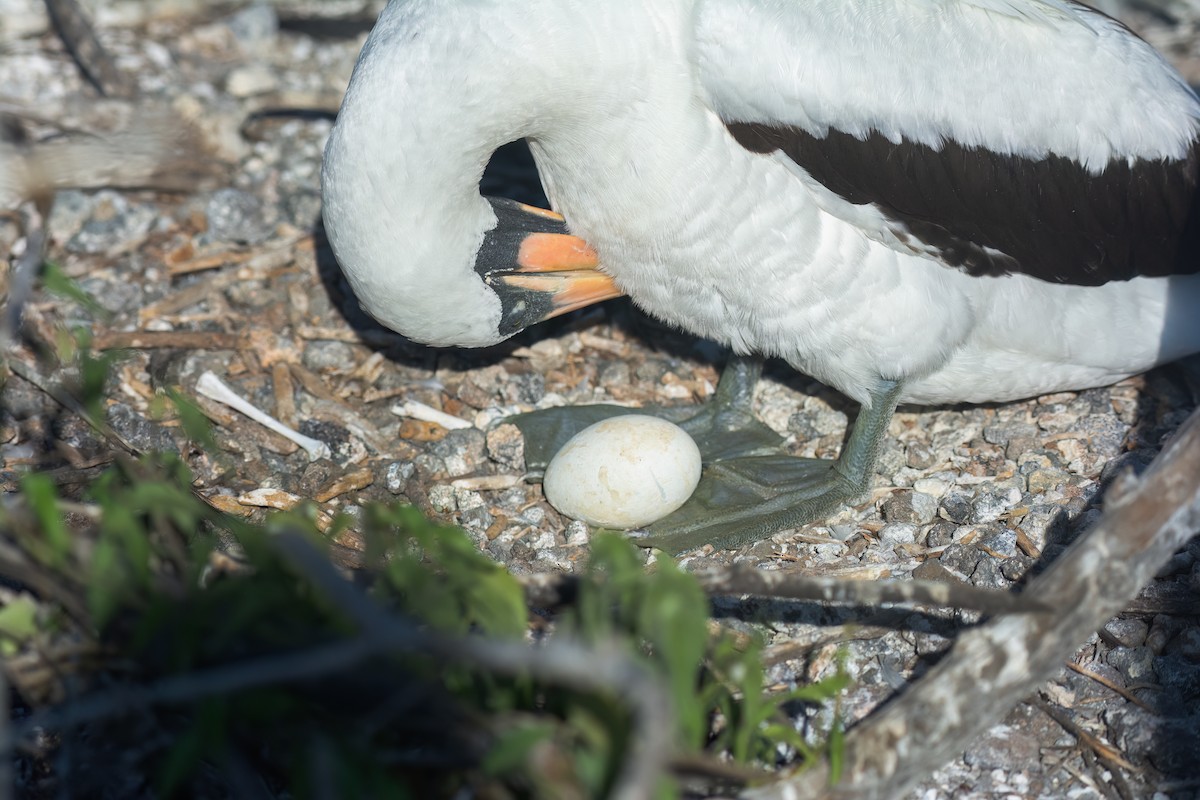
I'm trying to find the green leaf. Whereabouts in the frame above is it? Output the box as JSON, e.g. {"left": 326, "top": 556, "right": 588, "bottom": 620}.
{"left": 163, "top": 387, "right": 218, "bottom": 451}
{"left": 828, "top": 715, "right": 846, "bottom": 785}
{"left": 482, "top": 722, "right": 555, "bottom": 776}
{"left": 0, "top": 597, "right": 40, "bottom": 654}
{"left": 639, "top": 559, "right": 708, "bottom": 746}
{"left": 87, "top": 537, "right": 123, "bottom": 629}
{"left": 20, "top": 473, "right": 70, "bottom": 567}
{"left": 43, "top": 261, "right": 108, "bottom": 317}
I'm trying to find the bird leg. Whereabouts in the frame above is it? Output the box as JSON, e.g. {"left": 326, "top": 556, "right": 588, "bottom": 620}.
{"left": 636, "top": 367, "right": 902, "bottom": 553}
{"left": 508, "top": 354, "right": 903, "bottom": 554}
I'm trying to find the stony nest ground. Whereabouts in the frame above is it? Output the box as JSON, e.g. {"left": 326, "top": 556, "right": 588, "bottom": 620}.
{"left": 2, "top": 1, "right": 1200, "bottom": 798}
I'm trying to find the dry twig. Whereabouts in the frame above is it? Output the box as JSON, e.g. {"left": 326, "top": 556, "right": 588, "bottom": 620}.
{"left": 43, "top": 0, "right": 135, "bottom": 97}
{"left": 693, "top": 564, "right": 1047, "bottom": 616}
{"left": 746, "top": 407, "right": 1200, "bottom": 800}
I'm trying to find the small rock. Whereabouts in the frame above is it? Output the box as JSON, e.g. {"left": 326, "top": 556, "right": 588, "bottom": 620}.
{"left": 927, "top": 521, "right": 957, "bottom": 548}
{"left": 939, "top": 543, "right": 982, "bottom": 580}
{"left": 46, "top": 190, "right": 92, "bottom": 240}
{"left": 600, "top": 360, "right": 632, "bottom": 388}
{"left": 457, "top": 365, "right": 509, "bottom": 408}
{"left": 912, "top": 477, "right": 949, "bottom": 498}
{"left": 1018, "top": 452, "right": 1053, "bottom": 471}
{"left": 977, "top": 526, "right": 1018, "bottom": 558}
{"left": 878, "top": 522, "right": 920, "bottom": 546}
{"left": 1153, "top": 651, "right": 1200, "bottom": 701}
{"left": 1105, "top": 645, "right": 1155, "bottom": 682}
{"left": 297, "top": 419, "right": 358, "bottom": 464}
{"left": 999, "top": 555, "right": 1034, "bottom": 582}
{"left": 875, "top": 445, "right": 906, "bottom": 479}
{"left": 521, "top": 339, "right": 568, "bottom": 372}
{"left": 938, "top": 493, "right": 972, "bottom": 524}
{"left": 905, "top": 441, "right": 937, "bottom": 469}
{"left": 565, "top": 520, "right": 590, "bottom": 546}
{"left": 963, "top": 721, "right": 1042, "bottom": 770}
{"left": 495, "top": 487, "right": 528, "bottom": 512}
{"left": 912, "top": 558, "right": 960, "bottom": 584}
{"left": 453, "top": 489, "right": 485, "bottom": 513}
{"left": 225, "top": 279, "right": 276, "bottom": 309}
{"left": 982, "top": 422, "right": 1038, "bottom": 446}
{"left": 385, "top": 461, "right": 414, "bottom": 493}
{"left": 1079, "top": 412, "right": 1129, "bottom": 458}
{"left": 205, "top": 188, "right": 274, "bottom": 244}
{"left": 67, "top": 191, "right": 156, "bottom": 254}
{"left": 1104, "top": 706, "right": 1159, "bottom": 765}
{"left": 506, "top": 371, "right": 546, "bottom": 405}
{"left": 633, "top": 359, "right": 668, "bottom": 384}
{"left": 225, "top": 64, "right": 278, "bottom": 97}
{"left": 413, "top": 453, "right": 447, "bottom": 477}
{"left": 302, "top": 341, "right": 357, "bottom": 372}
{"left": 515, "top": 505, "right": 546, "bottom": 527}
{"left": 1, "top": 374, "right": 51, "bottom": 419}
{"left": 428, "top": 485, "right": 457, "bottom": 514}
{"left": 1168, "top": 627, "right": 1200, "bottom": 661}
{"left": 459, "top": 504, "right": 495, "bottom": 533}
{"left": 1104, "top": 618, "right": 1150, "bottom": 649}
{"left": 971, "top": 556, "right": 1008, "bottom": 589}
{"left": 881, "top": 489, "right": 939, "bottom": 524}
{"left": 431, "top": 428, "right": 487, "bottom": 476}
{"left": 970, "top": 491, "right": 1011, "bottom": 523}
{"left": 106, "top": 403, "right": 175, "bottom": 452}
{"left": 1027, "top": 467, "right": 1070, "bottom": 493}
{"left": 1033, "top": 404, "right": 1080, "bottom": 433}
{"left": 1004, "top": 436, "right": 1041, "bottom": 460}
{"left": 1146, "top": 615, "right": 1185, "bottom": 654}
{"left": 1016, "top": 505, "right": 1067, "bottom": 553}
{"left": 221, "top": 1, "right": 278, "bottom": 48}
{"left": 486, "top": 423, "right": 525, "bottom": 470}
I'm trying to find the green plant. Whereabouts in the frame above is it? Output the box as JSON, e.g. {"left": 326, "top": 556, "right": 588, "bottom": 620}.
{"left": 0, "top": 453, "right": 848, "bottom": 798}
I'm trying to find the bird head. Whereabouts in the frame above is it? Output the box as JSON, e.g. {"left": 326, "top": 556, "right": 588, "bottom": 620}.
{"left": 321, "top": 0, "right": 621, "bottom": 347}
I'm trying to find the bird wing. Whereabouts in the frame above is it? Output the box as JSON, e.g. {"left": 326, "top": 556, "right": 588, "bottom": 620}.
{"left": 693, "top": 0, "right": 1200, "bottom": 284}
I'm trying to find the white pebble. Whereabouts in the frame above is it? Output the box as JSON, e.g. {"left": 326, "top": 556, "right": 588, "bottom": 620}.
{"left": 542, "top": 415, "right": 702, "bottom": 529}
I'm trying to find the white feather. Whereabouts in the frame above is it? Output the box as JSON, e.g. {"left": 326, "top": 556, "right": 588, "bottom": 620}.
{"left": 322, "top": 0, "right": 1200, "bottom": 407}
{"left": 694, "top": 0, "right": 1200, "bottom": 169}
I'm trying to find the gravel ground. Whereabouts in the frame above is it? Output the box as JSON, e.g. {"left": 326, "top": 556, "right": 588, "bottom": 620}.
{"left": 2, "top": 2, "right": 1200, "bottom": 798}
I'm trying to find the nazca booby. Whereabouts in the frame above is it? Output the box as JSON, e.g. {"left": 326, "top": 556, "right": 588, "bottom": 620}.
{"left": 322, "top": 0, "right": 1200, "bottom": 552}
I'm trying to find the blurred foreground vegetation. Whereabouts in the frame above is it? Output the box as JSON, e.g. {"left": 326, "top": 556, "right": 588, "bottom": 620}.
{"left": 0, "top": 319, "right": 848, "bottom": 798}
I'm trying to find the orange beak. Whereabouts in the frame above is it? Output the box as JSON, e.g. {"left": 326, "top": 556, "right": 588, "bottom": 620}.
{"left": 477, "top": 199, "right": 624, "bottom": 336}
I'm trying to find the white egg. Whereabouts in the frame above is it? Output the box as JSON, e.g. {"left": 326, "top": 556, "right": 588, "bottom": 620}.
{"left": 542, "top": 414, "right": 702, "bottom": 529}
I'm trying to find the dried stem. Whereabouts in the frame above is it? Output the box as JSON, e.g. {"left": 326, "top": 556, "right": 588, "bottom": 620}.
{"left": 747, "top": 407, "right": 1200, "bottom": 800}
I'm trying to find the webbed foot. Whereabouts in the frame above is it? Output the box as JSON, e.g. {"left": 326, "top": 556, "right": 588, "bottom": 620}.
{"left": 508, "top": 355, "right": 902, "bottom": 554}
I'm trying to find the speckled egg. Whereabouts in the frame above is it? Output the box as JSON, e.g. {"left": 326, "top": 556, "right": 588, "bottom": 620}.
{"left": 542, "top": 414, "right": 702, "bottom": 529}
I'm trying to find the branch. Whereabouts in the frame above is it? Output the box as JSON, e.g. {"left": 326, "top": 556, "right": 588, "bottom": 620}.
{"left": 692, "top": 565, "right": 1047, "bottom": 615}
{"left": 747, "top": 406, "right": 1200, "bottom": 800}
{"left": 43, "top": 0, "right": 134, "bottom": 97}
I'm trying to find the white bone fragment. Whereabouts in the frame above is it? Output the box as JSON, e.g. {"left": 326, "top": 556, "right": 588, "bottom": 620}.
{"left": 450, "top": 474, "right": 521, "bottom": 491}
{"left": 390, "top": 399, "right": 473, "bottom": 430}
{"left": 195, "top": 371, "right": 331, "bottom": 462}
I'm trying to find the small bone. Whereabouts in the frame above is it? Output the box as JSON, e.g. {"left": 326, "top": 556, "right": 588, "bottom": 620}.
{"left": 196, "top": 371, "right": 331, "bottom": 461}
{"left": 450, "top": 474, "right": 522, "bottom": 491}
{"left": 391, "top": 399, "right": 473, "bottom": 430}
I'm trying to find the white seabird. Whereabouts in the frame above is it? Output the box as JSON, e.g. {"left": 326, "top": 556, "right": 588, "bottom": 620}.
{"left": 322, "top": 0, "right": 1200, "bottom": 551}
